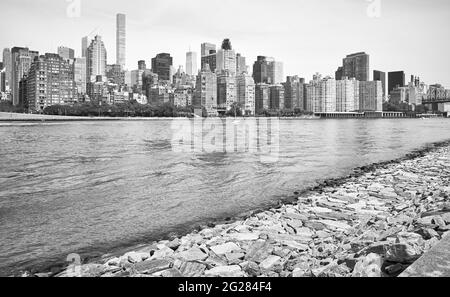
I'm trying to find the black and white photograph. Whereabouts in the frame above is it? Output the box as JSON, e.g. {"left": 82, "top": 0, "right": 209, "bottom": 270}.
{"left": 0, "top": 0, "right": 449, "bottom": 289}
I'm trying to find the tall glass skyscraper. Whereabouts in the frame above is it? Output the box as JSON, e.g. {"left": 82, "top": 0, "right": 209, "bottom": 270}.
{"left": 116, "top": 13, "right": 126, "bottom": 69}
{"left": 186, "top": 51, "right": 197, "bottom": 76}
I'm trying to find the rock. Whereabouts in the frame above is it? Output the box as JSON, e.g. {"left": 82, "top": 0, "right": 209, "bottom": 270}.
{"left": 241, "top": 261, "right": 261, "bottom": 277}
{"left": 442, "top": 213, "right": 450, "bottom": 224}
{"left": 159, "top": 268, "right": 183, "bottom": 277}
{"left": 317, "top": 220, "right": 352, "bottom": 231}
{"left": 105, "top": 257, "right": 120, "bottom": 266}
{"left": 245, "top": 241, "right": 273, "bottom": 263}
{"left": 385, "top": 243, "right": 422, "bottom": 264}
{"left": 352, "top": 253, "right": 383, "bottom": 277}
{"left": 259, "top": 255, "right": 282, "bottom": 271}
{"left": 225, "top": 252, "right": 245, "bottom": 264}
{"left": 385, "top": 263, "right": 407, "bottom": 276}
{"left": 150, "top": 246, "right": 174, "bottom": 260}
{"left": 125, "top": 251, "right": 149, "bottom": 264}
{"left": 179, "top": 261, "right": 207, "bottom": 277}
{"left": 210, "top": 242, "right": 241, "bottom": 255}
{"left": 309, "top": 207, "right": 333, "bottom": 213}
{"left": 281, "top": 241, "right": 309, "bottom": 251}
{"left": 304, "top": 221, "right": 326, "bottom": 231}
{"left": 167, "top": 238, "right": 181, "bottom": 251}
{"left": 175, "top": 247, "right": 208, "bottom": 262}
{"left": 227, "top": 233, "right": 260, "bottom": 241}
{"left": 205, "top": 265, "right": 245, "bottom": 277}
{"left": 134, "top": 259, "right": 172, "bottom": 274}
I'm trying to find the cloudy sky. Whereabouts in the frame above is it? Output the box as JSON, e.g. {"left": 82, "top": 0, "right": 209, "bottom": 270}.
{"left": 1, "top": 0, "right": 449, "bottom": 87}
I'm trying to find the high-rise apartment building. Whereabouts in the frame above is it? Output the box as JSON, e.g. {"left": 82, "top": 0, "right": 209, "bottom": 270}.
{"left": 359, "top": 81, "right": 383, "bottom": 112}
{"left": 81, "top": 37, "right": 89, "bottom": 58}
{"left": 186, "top": 51, "right": 198, "bottom": 76}
{"left": 116, "top": 13, "right": 126, "bottom": 68}
{"left": 217, "top": 70, "right": 237, "bottom": 111}
{"left": 11, "top": 47, "right": 39, "bottom": 106}
{"left": 152, "top": 53, "right": 173, "bottom": 82}
{"left": 73, "top": 57, "right": 87, "bottom": 95}
{"left": 255, "top": 83, "right": 270, "bottom": 114}
{"left": 194, "top": 64, "right": 217, "bottom": 116}
{"left": 336, "top": 77, "right": 359, "bottom": 112}
{"left": 57, "top": 46, "right": 75, "bottom": 60}
{"left": 342, "top": 52, "right": 370, "bottom": 81}
{"left": 373, "top": 70, "right": 386, "bottom": 97}
{"left": 236, "top": 72, "right": 255, "bottom": 115}
{"left": 27, "top": 53, "right": 76, "bottom": 112}
{"left": 2, "top": 48, "right": 12, "bottom": 91}
{"left": 283, "top": 76, "right": 305, "bottom": 110}
{"left": 216, "top": 39, "right": 237, "bottom": 76}
{"left": 269, "top": 85, "right": 285, "bottom": 111}
{"left": 388, "top": 71, "right": 405, "bottom": 95}
{"left": 86, "top": 35, "right": 107, "bottom": 82}
{"left": 305, "top": 75, "right": 337, "bottom": 113}
{"left": 236, "top": 53, "right": 247, "bottom": 75}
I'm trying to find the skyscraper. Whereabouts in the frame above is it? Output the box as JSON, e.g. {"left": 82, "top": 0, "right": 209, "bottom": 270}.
{"left": 201, "top": 43, "right": 216, "bottom": 57}
{"left": 255, "top": 83, "right": 270, "bottom": 114}
{"left": 342, "top": 52, "right": 370, "bottom": 81}
{"left": 73, "top": 57, "right": 87, "bottom": 96}
{"left": 217, "top": 70, "right": 237, "bottom": 111}
{"left": 81, "top": 36, "right": 89, "bottom": 58}
{"left": 336, "top": 77, "right": 359, "bottom": 112}
{"left": 2, "top": 48, "right": 12, "bottom": 91}
{"left": 138, "top": 60, "right": 147, "bottom": 71}
{"left": 216, "top": 39, "right": 236, "bottom": 76}
{"left": 269, "top": 85, "right": 285, "bottom": 111}
{"left": 373, "top": 70, "right": 386, "bottom": 97}
{"left": 152, "top": 53, "right": 173, "bottom": 82}
{"left": 236, "top": 53, "right": 247, "bottom": 75}
{"left": 86, "top": 35, "right": 107, "bottom": 82}
{"left": 27, "top": 53, "right": 76, "bottom": 112}
{"left": 388, "top": 71, "right": 405, "bottom": 95}
{"left": 186, "top": 51, "right": 198, "bottom": 76}
{"left": 269, "top": 61, "right": 284, "bottom": 84}
{"left": 253, "top": 56, "right": 271, "bottom": 84}
{"left": 194, "top": 64, "right": 217, "bottom": 116}
{"left": 283, "top": 76, "right": 305, "bottom": 110}
{"left": 236, "top": 72, "right": 255, "bottom": 115}
{"left": 57, "top": 46, "right": 75, "bottom": 60}
{"left": 0, "top": 63, "right": 5, "bottom": 92}
{"left": 11, "top": 47, "right": 39, "bottom": 106}
{"left": 116, "top": 13, "right": 126, "bottom": 68}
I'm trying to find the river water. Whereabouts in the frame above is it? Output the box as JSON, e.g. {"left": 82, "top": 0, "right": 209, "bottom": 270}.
{"left": 0, "top": 118, "right": 449, "bottom": 276}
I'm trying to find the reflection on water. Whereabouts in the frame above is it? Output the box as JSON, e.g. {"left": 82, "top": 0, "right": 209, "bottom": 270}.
{"left": 0, "top": 118, "right": 449, "bottom": 275}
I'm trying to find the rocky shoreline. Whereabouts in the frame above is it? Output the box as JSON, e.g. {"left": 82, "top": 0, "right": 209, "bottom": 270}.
{"left": 27, "top": 141, "right": 450, "bottom": 277}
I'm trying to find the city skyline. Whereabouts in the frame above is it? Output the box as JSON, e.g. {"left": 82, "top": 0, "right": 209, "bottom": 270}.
{"left": 0, "top": 0, "right": 449, "bottom": 88}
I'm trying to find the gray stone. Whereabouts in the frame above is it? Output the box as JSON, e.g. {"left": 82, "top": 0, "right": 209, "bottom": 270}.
{"left": 352, "top": 253, "right": 383, "bottom": 277}
{"left": 210, "top": 242, "right": 241, "bottom": 255}
{"left": 205, "top": 265, "right": 245, "bottom": 277}
{"left": 259, "top": 255, "right": 281, "bottom": 271}
{"left": 179, "top": 261, "right": 207, "bottom": 277}
{"left": 134, "top": 259, "right": 172, "bottom": 274}
{"left": 175, "top": 247, "right": 208, "bottom": 262}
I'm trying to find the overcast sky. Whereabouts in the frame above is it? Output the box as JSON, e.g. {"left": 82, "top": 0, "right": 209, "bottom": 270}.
{"left": 1, "top": 0, "right": 449, "bottom": 87}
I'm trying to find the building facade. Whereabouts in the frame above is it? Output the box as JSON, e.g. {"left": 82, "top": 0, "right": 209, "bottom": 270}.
{"left": 283, "top": 76, "right": 305, "bottom": 110}
{"left": 57, "top": 46, "right": 75, "bottom": 60}
{"left": 11, "top": 47, "right": 39, "bottom": 106}
{"left": 342, "top": 52, "right": 370, "bottom": 81}
{"left": 359, "top": 81, "right": 383, "bottom": 112}
{"left": 255, "top": 83, "right": 270, "bottom": 114}
{"left": 116, "top": 13, "right": 126, "bottom": 68}
{"left": 86, "top": 36, "right": 107, "bottom": 82}
{"left": 236, "top": 72, "right": 255, "bottom": 115}
{"left": 73, "top": 57, "right": 87, "bottom": 96}
{"left": 186, "top": 51, "right": 198, "bottom": 76}
{"left": 336, "top": 77, "right": 359, "bottom": 112}
{"left": 388, "top": 71, "right": 405, "bottom": 95}
{"left": 373, "top": 70, "right": 386, "bottom": 97}
{"left": 217, "top": 70, "right": 237, "bottom": 111}
{"left": 216, "top": 39, "right": 237, "bottom": 76}
{"left": 27, "top": 53, "right": 76, "bottom": 112}
{"left": 152, "top": 53, "right": 173, "bottom": 82}
{"left": 269, "top": 85, "right": 285, "bottom": 111}
{"left": 2, "top": 48, "right": 12, "bottom": 91}
{"left": 194, "top": 65, "right": 217, "bottom": 116}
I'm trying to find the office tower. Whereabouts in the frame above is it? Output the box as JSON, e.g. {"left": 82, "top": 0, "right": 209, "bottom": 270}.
{"left": 283, "top": 76, "right": 305, "bottom": 110}
{"left": 236, "top": 53, "right": 247, "bottom": 75}
{"left": 0, "top": 64, "right": 5, "bottom": 92}
{"left": 216, "top": 39, "right": 237, "bottom": 76}
{"left": 11, "top": 47, "right": 39, "bottom": 106}
{"left": 335, "top": 67, "right": 343, "bottom": 80}
{"left": 217, "top": 70, "right": 237, "bottom": 111}
{"left": 2, "top": 48, "right": 12, "bottom": 91}
{"left": 138, "top": 60, "right": 147, "bottom": 71}
{"left": 152, "top": 53, "right": 173, "bottom": 82}
{"left": 186, "top": 51, "right": 198, "bottom": 76}
{"left": 73, "top": 57, "right": 87, "bottom": 95}
{"left": 27, "top": 53, "right": 76, "bottom": 112}
{"left": 57, "top": 46, "right": 75, "bottom": 60}
{"left": 388, "top": 71, "right": 405, "bottom": 94}
{"left": 201, "top": 53, "right": 217, "bottom": 73}
{"left": 82, "top": 37, "right": 89, "bottom": 58}
{"left": 253, "top": 56, "right": 271, "bottom": 84}
{"left": 86, "top": 35, "right": 107, "bottom": 82}
{"left": 269, "top": 85, "right": 285, "bottom": 111}
{"left": 106, "top": 64, "right": 125, "bottom": 86}
{"left": 143, "top": 71, "right": 159, "bottom": 100}
{"left": 19, "top": 76, "right": 28, "bottom": 108}
{"left": 236, "top": 72, "right": 255, "bottom": 115}
{"left": 359, "top": 81, "right": 383, "bottom": 112}
{"left": 255, "top": 83, "right": 270, "bottom": 114}
{"left": 116, "top": 13, "right": 126, "bottom": 68}
{"left": 194, "top": 64, "right": 217, "bottom": 116}
{"left": 269, "top": 61, "right": 284, "bottom": 84}
{"left": 373, "top": 70, "right": 386, "bottom": 97}
{"left": 201, "top": 43, "right": 216, "bottom": 57}
{"left": 336, "top": 77, "right": 359, "bottom": 112}
{"left": 342, "top": 52, "right": 370, "bottom": 81}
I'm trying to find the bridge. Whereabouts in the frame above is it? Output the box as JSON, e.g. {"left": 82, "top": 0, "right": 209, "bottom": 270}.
{"left": 422, "top": 86, "right": 450, "bottom": 104}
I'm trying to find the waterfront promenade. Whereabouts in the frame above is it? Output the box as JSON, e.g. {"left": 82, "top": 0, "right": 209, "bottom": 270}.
{"left": 32, "top": 141, "right": 450, "bottom": 278}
